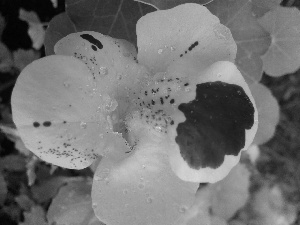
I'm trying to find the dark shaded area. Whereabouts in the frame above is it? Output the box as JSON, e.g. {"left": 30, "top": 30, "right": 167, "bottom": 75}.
{"left": 176, "top": 81, "right": 255, "bottom": 169}
{"left": 80, "top": 33, "right": 104, "bottom": 50}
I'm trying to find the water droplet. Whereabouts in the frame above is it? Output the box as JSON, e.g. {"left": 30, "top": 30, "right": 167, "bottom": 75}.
{"left": 80, "top": 122, "right": 87, "bottom": 129}
{"left": 203, "top": 94, "right": 208, "bottom": 98}
{"left": 217, "top": 73, "right": 222, "bottom": 78}
{"left": 75, "top": 46, "right": 80, "bottom": 50}
{"left": 158, "top": 49, "right": 163, "bottom": 54}
{"left": 237, "top": 90, "right": 242, "bottom": 95}
{"left": 99, "top": 133, "right": 104, "bottom": 138}
{"left": 138, "top": 183, "right": 145, "bottom": 189}
{"left": 179, "top": 206, "right": 187, "bottom": 213}
{"left": 63, "top": 82, "right": 70, "bottom": 88}
{"left": 254, "top": 119, "right": 258, "bottom": 124}
{"left": 92, "top": 203, "right": 98, "bottom": 209}
{"left": 142, "top": 164, "right": 146, "bottom": 169}
{"left": 117, "top": 74, "right": 122, "bottom": 80}
{"left": 99, "top": 67, "right": 108, "bottom": 75}
{"left": 185, "top": 87, "right": 191, "bottom": 92}
{"left": 170, "top": 46, "right": 176, "bottom": 51}
{"left": 123, "top": 189, "right": 128, "bottom": 194}
{"left": 146, "top": 197, "right": 153, "bottom": 203}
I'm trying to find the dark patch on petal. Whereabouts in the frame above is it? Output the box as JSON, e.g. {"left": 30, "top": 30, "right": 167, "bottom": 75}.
{"left": 175, "top": 81, "right": 255, "bottom": 170}
{"left": 33, "top": 122, "right": 40, "bottom": 127}
{"left": 91, "top": 45, "right": 97, "bottom": 51}
{"left": 43, "top": 121, "right": 52, "bottom": 127}
{"left": 188, "top": 41, "right": 199, "bottom": 51}
{"left": 80, "top": 34, "right": 103, "bottom": 50}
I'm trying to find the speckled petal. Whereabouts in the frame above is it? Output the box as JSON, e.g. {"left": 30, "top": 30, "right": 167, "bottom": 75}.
{"left": 167, "top": 61, "right": 258, "bottom": 183}
{"left": 11, "top": 55, "right": 129, "bottom": 169}
{"left": 54, "top": 31, "right": 150, "bottom": 121}
{"left": 55, "top": 31, "right": 148, "bottom": 96}
{"left": 136, "top": 3, "right": 237, "bottom": 74}
{"left": 92, "top": 132, "right": 199, "bottom": 225}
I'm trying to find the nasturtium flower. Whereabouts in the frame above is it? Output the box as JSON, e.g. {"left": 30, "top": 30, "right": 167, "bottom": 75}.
{"left": 11, "top": 3, "right": 258, "bottom": 225}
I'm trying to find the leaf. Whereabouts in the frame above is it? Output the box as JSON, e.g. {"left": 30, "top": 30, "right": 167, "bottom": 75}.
{"left": 20, "top": 205, "right": 48, "bottom": 225}
{"left": 0, "top": 123, "right": 31, "bottom": 155}
{"left": 44, "top": 13, "right": 76, "bottom": 55}
{"left": 31, "top": 176, "right": 71, "bottom": 203}
{"left": 26, "top": 156, "right": 39, "bottom": 186}
{"left": 249, "top": 185, "right": 297, "bottom": 225}
{"left": 19, "top": 8, "right": 45, "bottom": 50}
{"left": 206, "top": 0, "right": 271, "bottom": 84}
{"left": 44, "top": 0, "right": 155, "bottom": 55}
{"left": 13, "top": 49, "right": 41, "bottom": 71}
{"left": 47, "top": 179, "right": 104, "bottom": 225}
{"left": 249, "top": 83, "right": 279, "bottom": 145}
{"left": 0, "top": 155, "right": 26, "bottom": 172}
{"left": 15, "top": 195, "right": 35, "bottom": 211}
{"left": 134, "top": 0, "right": 215, "bottom": 10}
{"left": 0, "top": 172, "right": 7, "bottom": 206}
{"left": 0, "top": 12, "right": 5, "bottom": 38}
{"left": 251, "top": 0, "right": 283, "bottom": 17}
{"left": 0, "top": 42, "right": 13, "bottom": 72}
{"left": 258, "top": 6, "right": 300, "bottom": 76}
{"left": 210, "top": 163, "right": 250, "bottom": 220}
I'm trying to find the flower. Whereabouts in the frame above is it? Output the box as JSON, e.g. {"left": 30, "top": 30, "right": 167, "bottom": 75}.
{"left": 11, "top": 3, "right": 258, "bottom": 225}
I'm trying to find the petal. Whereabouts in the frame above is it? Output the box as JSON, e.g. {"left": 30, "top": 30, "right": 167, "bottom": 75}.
{"left": 92, "top": 133, "right": 199, "bottom": 225}
{"left": 55, "top": 31, "right": 144, "bottom": 93}
{"left": 54, "top": 31, "right": 150, "bottom": 120}
{"left": 136, "top": 3, "right": 237, "bottom": 73}
{"left": 167, "top": 61, "right": 258, "bottom": 183}
{"left": 11, "top": 55, "right": 128, "bottom": 169}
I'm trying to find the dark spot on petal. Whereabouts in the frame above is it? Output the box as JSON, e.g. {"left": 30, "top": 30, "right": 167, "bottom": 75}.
{"left": 188, "top": 41, "right": 199, "bottom": 51}
{"left": 33, "top": 122, "right": 40, "bottom": 127}
{"left": 175, "top": 81, "right": 255, "bottom": 170}
{"left": 91, "top": 45, "right": 97, "bottom": 51}
{"left": 80, "top": 34, "right": 103, "bottom": 50}
{"left": 43, "top": 121, "right": 52, "bottom": 127}
{"left": 160, "top": 97, "right": 164, "bottom": 104}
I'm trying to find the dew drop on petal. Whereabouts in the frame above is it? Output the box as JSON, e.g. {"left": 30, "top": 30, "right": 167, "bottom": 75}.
{"left": 138, "top": 183, "right": 145, "bottom": 189}
{"left": 179, "top": 206, "right": 187, "bottom": 213}
{"left": 123, "top": 189, "right": 128, "bottom": 194}
{"left": 92, "top": 203, "right": 98, "bottom": 209}
{"left": 80, "top": 122, "right": 87, "bottom": 129}
{"left": 185, "top": 87, "right": 191, "bottom": 92}
{"left": 63, "top": 82, "right": 70, "bottom": 88}
{"left": 158, "top": 49, "right": 163, "bottom": 54}
{"left": 99, "top": 67, "right": 108, "bottom": 75}
{"left": 146, "top": 197, "right": 153, "bottom": 203}
{"left": 217, "top": 73, "right": 222, "bottom": 78}
{"left": 170, "top": 46, "right": 176, "bottom": 51}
